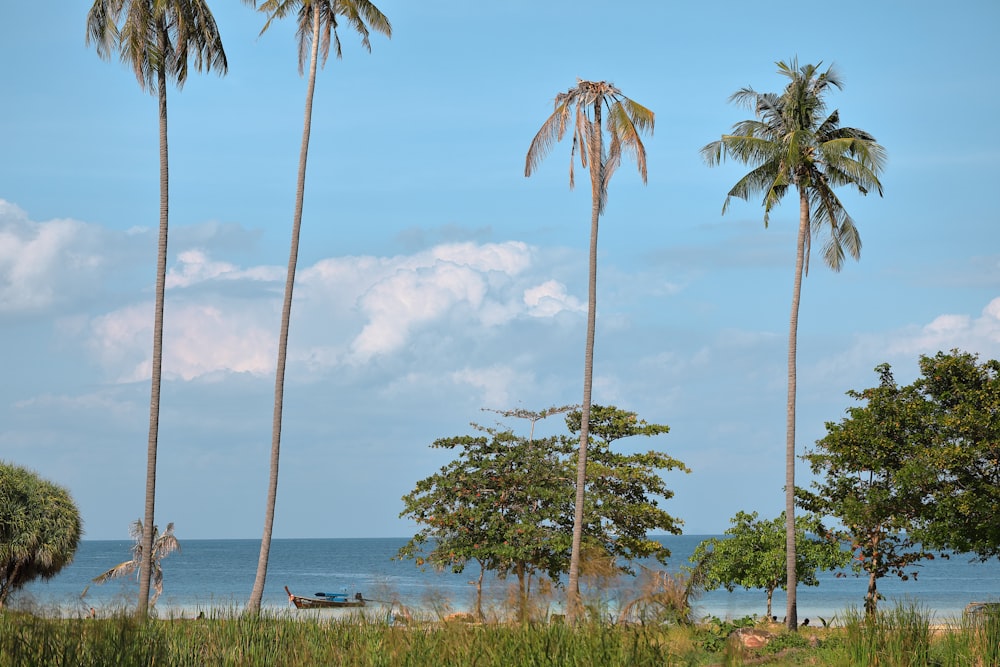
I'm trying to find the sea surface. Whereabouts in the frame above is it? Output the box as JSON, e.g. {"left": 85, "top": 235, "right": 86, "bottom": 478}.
{"left": 15, "top": 535, "right": 1000, "bottom": 623}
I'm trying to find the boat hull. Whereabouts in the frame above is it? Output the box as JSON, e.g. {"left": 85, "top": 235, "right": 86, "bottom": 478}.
{"left": 284, "top": 586, "right": 365, "bottom": 609}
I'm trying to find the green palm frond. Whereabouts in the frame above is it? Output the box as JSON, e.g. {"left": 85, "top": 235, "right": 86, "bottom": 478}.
{"left": 704, "top": 59, "right": 885, "bottom": 271}
{"left": 247, "top": 0, "right": 391, "bottom": 74}
{"left": 87, "top": 0, "right": 227, "bottom": 92}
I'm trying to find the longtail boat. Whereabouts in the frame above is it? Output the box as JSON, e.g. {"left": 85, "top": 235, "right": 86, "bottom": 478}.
{"left": 284, "top": 586, "right": 365, "bottom": 609}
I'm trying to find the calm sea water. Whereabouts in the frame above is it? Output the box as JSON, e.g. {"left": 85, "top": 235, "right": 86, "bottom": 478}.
{"left": 15, "top": 536, "right": 1000, "bottom": 623}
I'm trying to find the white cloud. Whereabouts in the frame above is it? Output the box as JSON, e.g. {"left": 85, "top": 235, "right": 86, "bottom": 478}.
{"left": 82, "top": 240, "right": 585, "bottom": 381}
{"left": 88, "top": 300, "right": 277, "bottom": 382}
{"left": 523, "top": 280, "right": 584, "bottom": 317}
{"left": 0, "top": 200, "right": 105, "bottom": 313}
{"left": 167, "top": 248, "right": 282, "bottom": 288}
{"left": 886, "top": 296, "right": 1000, "bottom": 358}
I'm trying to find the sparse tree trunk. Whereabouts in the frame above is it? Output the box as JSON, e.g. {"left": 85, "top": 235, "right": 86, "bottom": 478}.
{"left": 247, "top": 2, "right": 320, "bottom": 614}
{"left": 784, "top": 187, "right": 810, "bottom": 631}
{"left": 567, "top": 101, "right": 603, "bottom": 625}
{"left": 138, "top": 31, "right": 170, "bottom": 619}
{"left": 475, "top": 563, "right": 485, "bottom": 621}
{"left": 865, "top": 572, "right": 879, "bottom": 617}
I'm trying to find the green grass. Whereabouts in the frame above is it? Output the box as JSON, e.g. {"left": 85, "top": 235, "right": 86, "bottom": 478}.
{"left": 1, "top": 604, "right": 998, "bottom": 666}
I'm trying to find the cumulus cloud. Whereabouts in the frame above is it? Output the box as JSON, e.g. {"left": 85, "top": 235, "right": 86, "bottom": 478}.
{"left": 83, "top": 239, "right": 585, "bottom": 381}
{"left": 88, "top": 299, "right": 278, "bottom": 383}
{"left": 887, "top": 297, "right": 1000, "bottom": 356}
{"left": 0, "top": 200, "right": 106, "bottom": 314}
{"left": 167, "top": 248, "right": 282, "bottom": 288}
{"left": 523, "top": 280, "right": 584, "bottom": 317}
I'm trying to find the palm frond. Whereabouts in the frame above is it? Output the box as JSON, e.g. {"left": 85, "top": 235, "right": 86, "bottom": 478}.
{"left": 92, "top": 559, "right": 138, "bottom": 585}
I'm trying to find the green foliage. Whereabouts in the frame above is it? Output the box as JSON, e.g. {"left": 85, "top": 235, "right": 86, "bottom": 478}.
{"left": 801, "top": 364, "right": 938, "bottom": 615}
{"left": 804, "top": 351, "right": 1000, "bottom": 615}
{"left": 398, "top": 405, "right": 686, "bottom": 620}
{"left": 0, "top": 462, "right": 82, "bottom": 608}
{"left": 701, "top": 58, "right": 886, "bottom": 271}
{"left": 908, "top": 350, "right": 1000, "bottom": 559}
{"left": 689, "top": 511, "right": 851, "bottom": 618}
{"left": 566, "top": 406, "right": 689, "bottom": 571}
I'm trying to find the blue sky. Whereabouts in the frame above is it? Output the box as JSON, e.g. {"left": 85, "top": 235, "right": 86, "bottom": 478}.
{"left": 2, "top": 1, "right": 998, "bottom": 541}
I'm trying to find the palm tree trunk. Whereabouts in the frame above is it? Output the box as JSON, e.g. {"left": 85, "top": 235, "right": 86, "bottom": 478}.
{"left": 138, "top": 38, "right": 170, "bottom": 620}
{"left": 566, "top": 104, "right": 603, "bottom": 625}
{"left": 247, "top": 3, "right": 321, "bottom": 613}
{"left": 784, "top": 187, "right": 809, "bottom": 631}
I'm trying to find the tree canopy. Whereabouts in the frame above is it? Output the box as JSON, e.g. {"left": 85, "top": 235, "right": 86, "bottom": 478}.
{"left": 908, "top": 351, "right": 1000, "bottom": 559}
{"left": 802, "top": 350, "right": 1000, "bottom": 615}
{"left": 0, "top": 462, "right": 82, "bottom": 608}
{"left": 800, "top": 358, "right": 973, "bottom": 615}
{"left": 398, "top": 405, "right": 686, "bottom": 621}
{"left": 689, "top": 511, "right": 851, "bottom": 619}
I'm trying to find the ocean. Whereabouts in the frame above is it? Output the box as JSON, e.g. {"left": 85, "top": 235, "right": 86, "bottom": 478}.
{"left": 14, "top": 536, "right": 1000, "bottom": 623}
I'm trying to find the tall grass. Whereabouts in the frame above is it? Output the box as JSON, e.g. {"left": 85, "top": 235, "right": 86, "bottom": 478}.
{"left": 4, "top": 603, "right": 999, "bottom": 667}
{"left": 0, "top": 612, "right": 679, "bottom": 667}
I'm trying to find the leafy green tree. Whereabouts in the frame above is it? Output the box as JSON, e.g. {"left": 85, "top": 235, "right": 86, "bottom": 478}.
{"left": 0, "top": 462, "right": 82, "bottom": 609}
{"left": 525, "top": 82, "right": 654, "bottom": 622}
{"left": 702, "top": 58, "right": 886, "bottom": 629}
{"left": 86, "top": 0, "right": 228, "bottom": 617}
{"left": 907, "top": 350, "right": 1000, "bottom": 560}
{"left": 91, "top": 520, "right": 181, "bottom": 607}
{"left": 800, "top": 364, "right": 935, "bottom": 616}
{"left": 398, "top": 425, "right": 574, "bottom": 622}
{"left": 241, "top": 0, "right": 392, "bottom": 614}
{"left": 689, "top": 511, "right": 850, "bottom": 619}
{"left": 564, "top": 405, "right": 687, "bottom": 569}
{"left": 398, "top": 406, "right": 685, "bottom": 622}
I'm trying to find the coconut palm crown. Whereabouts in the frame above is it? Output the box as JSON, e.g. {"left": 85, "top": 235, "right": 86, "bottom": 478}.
{"left": 701, "top": 58, "right": 886, "bottom": 630}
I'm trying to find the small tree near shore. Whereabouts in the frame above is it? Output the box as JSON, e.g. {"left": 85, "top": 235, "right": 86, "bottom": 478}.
{"left": 689, "top": 511, "right": 850, "bottom": 619}
{"left": 0, "top": 462, "right": 82, "bottom": 609}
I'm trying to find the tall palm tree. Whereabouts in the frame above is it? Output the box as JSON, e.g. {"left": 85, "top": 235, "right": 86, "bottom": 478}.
{"left": 525, "top": 80, "right": 654, "bottom": 623}
{"left": 86, "top": 0, "right": 227, "bottom": 618}
{"left": 241, "top": 0, "right": 391, "bottom": 614}
{"left": 91, "top": 520, "right": 181, "bottom": 607}
{"left": 701, "top": 58, "right": 886, "bottom": 630}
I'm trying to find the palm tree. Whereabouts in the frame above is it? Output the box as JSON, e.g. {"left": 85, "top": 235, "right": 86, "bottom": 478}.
{"left": 701, "top": 58, "right": 886, "bottom": 630}
{"left": 86, "top": 0, "right": 227, "bottom": 618}
{"left": 241, "top": 0, "right": 391, "bottom": 613}
{"left": 91, "top": 520, "right": 180, "bottom": 607}
{"left": 525, "top": 80, "right": 654, "bottom": 623}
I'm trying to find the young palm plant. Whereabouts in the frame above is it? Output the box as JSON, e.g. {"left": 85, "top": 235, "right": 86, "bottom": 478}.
{"left": 701, "top": 58, "right": 886, "bottom": 630}
{"left": 91, "top": 520, "right": 180, "bottom": 608}
{"left": 86, "top": 0, "right": 227, "bottom": 618}
{"left": 525, "top": 80, "right": 654, "bottom": 623}
{"left": 241, "top": 0, "right": 392, "bottom": 614}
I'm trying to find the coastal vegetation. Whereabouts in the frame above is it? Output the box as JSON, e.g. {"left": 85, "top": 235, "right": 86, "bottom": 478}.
{"left": 397, "top": 405, "right": 687, "bottom": 624}
{"left": 702, "top": 58, "right": 887, "bottom": 630}
{"left": 1, "top": 603, "right": 998, "bottom": 666}
{"left": 89, "top": 520, "right": 180, "bottom": 608}
{"left": 689, "top": 511, "right": 851, "bottom": 619}
{"left": 801, "top": 350, "right": 1000, "bottom": 616}
{"left": 0, "top": 463, "right": 82, "bottom": 609}
{"left": 85, "top": 0, "right": 229, "bottom": 617}
{"left": 525, "top": 81, "right": 655, "bottom": 623}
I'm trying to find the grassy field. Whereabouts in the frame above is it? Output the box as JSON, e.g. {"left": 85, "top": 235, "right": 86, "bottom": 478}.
{"left": 1, "top": 604, "right": 998, "bottom": 666}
